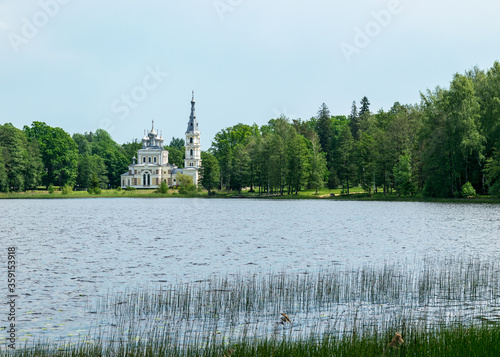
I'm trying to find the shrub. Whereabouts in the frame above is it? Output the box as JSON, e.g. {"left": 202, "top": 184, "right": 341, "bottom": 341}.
{"left": 179, "top": 184, "right": 196, "bottom": 195}
{"left": 177, "top": 173, "right": 196, "bottom": 195}
{"left": 124, "top": 186, "right": 136, "bottom": 191}
{"left": 87, "top": 187, "right": 102, "bottom": 195}
{"left": 61, "top": 185, "right": 72, "bottom": 195}
{"left": 116, "top": 186, "right": 122, "bottom": 192}
{"left": 461, "top": 181, "right": 476, "bottom": 198}
{"left": 156, "top": 181, "right": 169, "bottom": 194}
{"left": 48, "top": 184, "right": 55, "bottom": 194}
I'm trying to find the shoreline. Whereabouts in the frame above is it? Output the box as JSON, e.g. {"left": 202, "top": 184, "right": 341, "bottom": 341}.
{"left": 1, "top": 190, "right": 500, "bottom": 204}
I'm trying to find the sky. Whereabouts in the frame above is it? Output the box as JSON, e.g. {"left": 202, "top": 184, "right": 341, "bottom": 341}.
{"left": 1, "top": 0, "right": 500, "bottom": 150}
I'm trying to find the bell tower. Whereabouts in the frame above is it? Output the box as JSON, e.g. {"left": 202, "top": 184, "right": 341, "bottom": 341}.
{"left": 184, "top": 91, "right": 201, "bottom": 179}
{"left": 184, "top": 91, "right": 201, "bottom": 169}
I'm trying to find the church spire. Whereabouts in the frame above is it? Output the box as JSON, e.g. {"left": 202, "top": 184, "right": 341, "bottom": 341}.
{"left": 186, "top": 91, "right": 199, "bottom": 133}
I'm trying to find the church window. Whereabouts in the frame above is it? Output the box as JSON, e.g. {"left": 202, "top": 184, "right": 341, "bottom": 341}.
{"left": 148, "top": 157, "right": 152, "bottom": 163}
{"left": 190, "top": 137, "right": 193, "bottom": 144}
{"left": 143, "top": 157, "right": 146, "bottom": 163}
{"left": 190, "top": 149, "right": 193, "bottom": 156}
{"left": 154, "top": 157, "right": 157, "bottom": 163}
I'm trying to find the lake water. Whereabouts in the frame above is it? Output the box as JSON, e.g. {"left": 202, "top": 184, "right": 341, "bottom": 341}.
{"left": 1, "top": 198, "right": 499, "bottom": 345}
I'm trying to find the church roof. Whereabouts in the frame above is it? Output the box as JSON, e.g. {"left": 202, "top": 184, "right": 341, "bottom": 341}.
{"left": 186, "top": 91, "right": 199, "bottom": 133}
{"left": 149, "top": 120, "right": 157, "bottom": 136}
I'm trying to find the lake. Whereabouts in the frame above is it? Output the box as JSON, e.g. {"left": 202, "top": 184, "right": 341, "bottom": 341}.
{"left": 1, "top": 198, "right": 499, "bottom": 345}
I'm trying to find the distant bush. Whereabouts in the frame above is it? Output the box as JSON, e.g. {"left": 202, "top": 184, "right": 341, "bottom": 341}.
{"left": 124, "top": 186, "right": 136, "bottom": 191}
{"left": 61, "top": 185, "right": 73, "bottom": 195}
{"left": 177, "top": 173, "right": 196, "bottom": 195}
{"left": 116, "top": 186, "right": 122, "bottom": 191}
{"left": 156, "top": 181, "right": 169, "bottom": 194}
{"left": 179, "top": 185, "right": 196, "bottom": 195}
{"left": 461, "top": 181, "right": 476, "bottom": 198}
{"left": 87, "top": 187, "right": 102, "bottom": 195}
{"left": 48, "top": 184, "right": 55, "bottom": 194}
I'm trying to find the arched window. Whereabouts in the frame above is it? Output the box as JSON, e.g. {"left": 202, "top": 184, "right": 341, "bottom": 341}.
{"left": 190, "top": 149, "right": 193, "bottom": 156}
{"left": 148, "top": 157, "right": 151, "bottom": 163}
{"left": 154, "top": 157, "right": 157, "bottom": 163}
{"left": 143, "top": 157, "right": 146, "bottom": 163}
{"left": 190, "top": 137, "right": 193, "bottom": 144}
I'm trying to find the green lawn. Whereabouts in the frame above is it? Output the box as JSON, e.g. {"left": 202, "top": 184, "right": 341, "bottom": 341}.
{"left": 2, "top": 186, "right": 500, "bottom": 203}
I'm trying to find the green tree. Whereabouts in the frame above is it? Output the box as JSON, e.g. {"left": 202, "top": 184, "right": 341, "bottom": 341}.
{"left": 315, "top": 103, "right": 333, "bottom": 166}
{"left": 231, "top": 143, "right": 251, "bottom": 193}
{"left": 0, "top": 123, "right": 43, "bottom": 191}
{"left": 164, "top": 137, "right": 185, "bottom": 168}
{"left": 89, "top": 129, "right": 129, "bottom": 187}
{"left": 24, "top": 139, "right": 44, "bottom": 189}
{"left": 308, "top": 133, "right": 328, "bottom": 194}
{"left": 169, "top": 137, "right": 185, "bottom": 150}
{"left": 177, "top": 173, "right": 196, "bottom": 194}
{"left": 0, "top": 146, "right": 8, "bottom": 192}
{"left": 199, "top": 151, "right": 220, "bottom": 194}
{"left": 24, "top": 121, "right": 78, "bottom": 187}
{"left": 393, "top": 154, "right": 415, "bottom": 196}
{"left": 73, "top": 133, "right": 92, "bottom": 156}
{"left": 122, "top": 139, "right": 142, "bottom": 162}
{"left": 287, "top": 130, "right": 310, "bottom": 194}
{"left": 420, "top": 74, "right": 484, "bottom": 197}
{"left": 348, "top": 100, "right": 359, "bottom": 142}
{"left": 484, "top": 149, "right": 500, "bottom": 196}
{"left": 336, "top": 125, "right": 355, "bottom": 194}
{"left": 357, "top": 132, "right": 376, "bottom": 195}
{"left": 76, "top": 154, "right": 108, "bottom": 189}
{"left": 166, "top": 146, "right": 184, "bottom": 168}
{"left": 211, "top": 123, "right": 259, "bottom": 190}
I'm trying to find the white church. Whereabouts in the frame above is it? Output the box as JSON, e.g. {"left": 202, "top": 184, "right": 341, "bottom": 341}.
{"left": 120, "top": 92, "right": 201, "bottom": 188}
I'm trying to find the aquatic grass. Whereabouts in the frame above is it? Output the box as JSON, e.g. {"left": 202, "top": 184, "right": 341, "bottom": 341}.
{"left": 8, "top": 323, "right": 500, "bottom": 356}
{"left": 6, "top": 256, "right": 500, "bottom": 356}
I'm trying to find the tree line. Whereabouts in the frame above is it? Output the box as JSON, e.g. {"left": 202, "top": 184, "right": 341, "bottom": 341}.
{"left": 2, "top": 62, "right": 500, "bottom": 197}
{"left": 0, "top": 121, "right": 186, "bottom": 192}
{"left": 202, "top": 62, "right": 500, "bottom": 197}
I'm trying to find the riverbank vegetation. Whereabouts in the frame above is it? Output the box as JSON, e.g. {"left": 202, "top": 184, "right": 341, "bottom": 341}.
{"left": 2, "top": 62, "right": 500, "bottom": 198}
{"left": 3, "top": 185, "right": 500, "bottom": 204}
{"left": 6, "top": 257, "right": 500, "bottom": 356}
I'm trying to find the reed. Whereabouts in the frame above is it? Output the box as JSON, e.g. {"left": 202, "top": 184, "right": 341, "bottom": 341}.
{"left": 5, "top": 256, "right": 500, "bottom": 356}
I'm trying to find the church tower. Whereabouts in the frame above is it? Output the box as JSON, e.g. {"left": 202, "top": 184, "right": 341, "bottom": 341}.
{"left": 184, "top": 91, "right": 201, "bottom": 184}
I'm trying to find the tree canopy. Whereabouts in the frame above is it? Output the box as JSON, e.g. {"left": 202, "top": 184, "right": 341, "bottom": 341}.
{"left": 3, "top": 62, "right": 500, "bottom": 197}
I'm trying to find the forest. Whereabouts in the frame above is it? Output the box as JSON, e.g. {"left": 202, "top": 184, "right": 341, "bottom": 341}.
{"left": 1, "top": 62, "right": 500, "bottom": 198}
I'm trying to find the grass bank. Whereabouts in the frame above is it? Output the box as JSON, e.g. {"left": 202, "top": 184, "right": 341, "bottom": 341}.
{"left": 6, "top": 257, "right": 500, "bottom": 356}
{"left": 6, "top": 325, "right": 500, "bottom": 356}
{"left": 1, "top": 186, "right": 500, "bottom": 203}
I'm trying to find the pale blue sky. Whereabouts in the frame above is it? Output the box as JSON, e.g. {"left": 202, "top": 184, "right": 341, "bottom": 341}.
{"left": 1, "top": 0, "right": 499, "bottom": 149}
